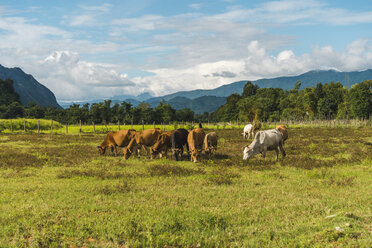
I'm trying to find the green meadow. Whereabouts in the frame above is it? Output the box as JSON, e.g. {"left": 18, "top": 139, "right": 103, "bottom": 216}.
{"left": 0, "top": 127, "right": 371, "bottom": 247}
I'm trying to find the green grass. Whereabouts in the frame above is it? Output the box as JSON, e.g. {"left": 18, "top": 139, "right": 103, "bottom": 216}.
{"left": 0, "top": 128, "right": 371, "bottom": 247}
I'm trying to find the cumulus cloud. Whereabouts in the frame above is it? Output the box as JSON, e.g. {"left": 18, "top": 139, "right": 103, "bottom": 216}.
{"left": 133, "top": 39, "right": 372, "bottom": 96}
{"left": 38, "top": 51, "right": 135, "bottom": 99}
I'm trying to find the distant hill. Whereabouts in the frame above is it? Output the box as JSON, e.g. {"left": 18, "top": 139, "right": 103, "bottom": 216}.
{"left": 148, "top": 96, "right": 227, "bottom": 114}
{"left": 147, "top": 69, "right": 372, "bottom": 102}
{"left": 60, "top": 69, "right": 372, "bottom": 113}
{"left": 0, "top": 64, "right": 61, "bottom": 108}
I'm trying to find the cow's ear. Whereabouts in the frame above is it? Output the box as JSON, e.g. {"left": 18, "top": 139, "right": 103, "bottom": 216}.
{"left": 259, "top": 131, "right": 265, "bottom": 145}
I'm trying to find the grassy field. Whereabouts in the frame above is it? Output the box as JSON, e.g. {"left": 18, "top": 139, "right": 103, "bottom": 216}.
{"left": 0, "top": 127, "right": 371, "bottom": 247}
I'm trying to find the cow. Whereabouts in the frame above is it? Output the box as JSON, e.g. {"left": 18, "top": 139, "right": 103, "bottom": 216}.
{"left": 242, "top": 124, "right": 254, "bottom": 139}
{"left": 97, "top": 129, "right": 136, "bottom": 156}
{"left": 243, "top": 129, "right": 286, "bottom": 161}
{"left": 242, "top": 122, "right": 261, "bottom": 139}
{"left": 149, "top": 131, "right": 174, "bottom": 159}
{"left": 187, "top": 127, "right": 205, "bottom": 163}
{"left": 275, "top": 125, "right": 288, "bottom": 145}
{"left": 123, "top": 128, "right": 162, "bottom": 160}
{"left": 171, "top": 128, "right": 189, "bottom": 161}
{"left": 204, "top": 132, "right": 218, "bottom": 156}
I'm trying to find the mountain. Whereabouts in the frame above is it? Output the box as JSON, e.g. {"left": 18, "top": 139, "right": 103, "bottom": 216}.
{"left": 0, "top": 64, "right": 61, "bottom": 108}
{"left": 59, "top": 92, "right": 153, "bottom": 109}
{"left": 147, "top": 96, "right": 227, "bottom": 114}
{"left": 147, "top": 69, "right": 372, "bottom": 103}
{"left": 60, "top": 69, "right": 372, "bottom": 113}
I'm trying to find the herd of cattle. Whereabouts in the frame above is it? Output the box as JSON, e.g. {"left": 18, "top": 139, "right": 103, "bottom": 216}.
{"left": 97, "top": 123, "right": 288, "bottom": 162}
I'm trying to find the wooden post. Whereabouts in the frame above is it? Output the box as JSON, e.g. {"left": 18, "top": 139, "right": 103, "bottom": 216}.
{"left": 37, "top": 120, "right": 40, "bottom": 134}
{"left": 10, "top": 120, "right": 13, "bottom": 133}
{"left": 51, "top": 120, "right": 53, "bottom": 133}
{"left": 118, "top": 120, "right": 120, "bottom": 130}
{"left": 93, "top": 122, "right": 95, "bottom": 133}
{"left": 79, "top": 120, "right": 82, "bottom": 133}
{"left": 153, "top": 121, "right": 155, "bottom": 129}
{"left": 163, "top": 122, "right": 165, "bottom": 131}
{"left": 66, "top": 123, "right": 68, "bottom": 134}
{"left": 24, "top": 119, "right": 26, "bottom": 133}
{"left": 131, "top": 120, "right": 133, "bottom": 129}
{"left": 142, "top": 120, "right": 144, "bottom": 130}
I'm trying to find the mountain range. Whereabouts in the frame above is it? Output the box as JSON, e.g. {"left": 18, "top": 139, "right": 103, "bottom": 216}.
{"left": 1, "top": 64, "right": 372, "bottom": 114}
{"left": 0, "top": 64, "right": 61, "bottom": 108}
{"left": 62, "top": 69, "right": 372, "bottom": 113}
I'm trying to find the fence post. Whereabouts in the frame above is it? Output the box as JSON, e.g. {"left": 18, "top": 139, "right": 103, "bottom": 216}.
{"left": 163, "top": 122, "right": 165, "bottom": 131}
{"left": 51, "top": 120, "right": 53, "bottom": 133}
{"left": 93, "top": 122, "right": 95, "bottom": 133}
{"left": 10, "top": 120, "right": 13, "bottom": 133}
{"left": 24, "top": 119, "right": 26, "bottom": 133}
{"left": 153, "top": 121, "right": 155, "bottom": 129}
{"left": 66, "top": 123, "right": 68, "bottom": 134}
{"left": 131, "top": 120, "right": 133, "bottom": 129}
{"left": 79, "top": 120, "right": 82, "bottom": 133}
{"left": 118, "top": 120, "right": 120, "bottom": 130}
{"left": 142, "top": 120, "right": 144, "bottom": 130}
{"left": 38, "top": 120, "right": 40, "bottom": 134}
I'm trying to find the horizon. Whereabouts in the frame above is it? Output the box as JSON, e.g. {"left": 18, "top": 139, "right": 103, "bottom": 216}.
{"left": 1, "top": 0, "right": 372, "bottom": 101}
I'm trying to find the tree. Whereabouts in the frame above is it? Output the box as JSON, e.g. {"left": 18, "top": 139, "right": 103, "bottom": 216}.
{"left": 241, "top": 81, "right": 259, "bottom": 98}
{"left": 348, "top": 80, "right": 372, "bottom": 119}
{"left": 214, "top": 93, "right": 241, "bottom": 121}
{"left": 176, "top": 108, "right": 194, "bottom": 122}
{"left": 317, "top": 82, "right": 346, "bottom": 119}
{"left": 24, "top": 102, "right": 45, "bottom": 119}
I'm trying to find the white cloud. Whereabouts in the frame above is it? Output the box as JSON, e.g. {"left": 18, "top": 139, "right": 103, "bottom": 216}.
{"left": 133, "top": 39, "right": 372, "bottom": 96}
{"left": 38, "top": 51, "right": 136, "bottom": 100}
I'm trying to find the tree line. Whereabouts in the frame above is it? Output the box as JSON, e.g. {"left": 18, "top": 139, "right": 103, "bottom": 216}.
{"left": 213, "top": 80, "right": 372, "bottom": 122}
{"left": 1, "top": 78, "right": 371, "bottom": 124}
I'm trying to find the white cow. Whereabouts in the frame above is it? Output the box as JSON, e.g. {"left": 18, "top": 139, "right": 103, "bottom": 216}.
{"left": 243, "top": 129, "right": 286, "bottom": 161}
{"left": 242, "top": 124, "right": 254, "bottom": 139}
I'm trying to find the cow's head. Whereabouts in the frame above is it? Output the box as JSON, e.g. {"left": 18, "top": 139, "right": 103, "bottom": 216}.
{"left": 97, "top": 146, "right": 106, "bottom": 155}
{"left": 190, "top": 149, "right": 202, "bottom": 163}
{"left": 123, "top": 147, "right": 132, "bottom": 160}
{"left": 243, "top": 146, "right": 254, "bottom": 160}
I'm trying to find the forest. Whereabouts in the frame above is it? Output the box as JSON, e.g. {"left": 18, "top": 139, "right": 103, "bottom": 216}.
{"left": 1, "top": 78, "right": 371, "bottom": 124}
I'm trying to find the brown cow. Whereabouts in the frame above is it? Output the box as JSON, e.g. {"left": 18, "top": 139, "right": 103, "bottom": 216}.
{"left": 275, "top": 125, "right": 288, "bottom": 144}
{"left": 97, "top": 129, "right": 136, "bottom": 156}
{"left": 187, "top": 127, "right": 205, "bottom": 163}
{"left": 123, "top": 128, "right": 162, "bottom": 160}
{"left": 150, "top": 131, "right": 174, "bottom": 159}
{"left": 204, "top": 132, "right": 218, "bottom": 156}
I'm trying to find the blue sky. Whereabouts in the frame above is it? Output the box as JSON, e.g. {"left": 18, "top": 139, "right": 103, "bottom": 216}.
{"left": 1, "top": 0, "right": 372, "bottom": 101}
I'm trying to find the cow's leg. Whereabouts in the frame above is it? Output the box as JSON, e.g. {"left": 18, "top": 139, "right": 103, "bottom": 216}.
{"left": 113, "top": 145, "right": 118, "bottom": 157}
{"left": 279, "top": 143, "right": 286, "bottom": 159}
{"left": 274, "top": 147, "right": 279, "bottom": 161}
{"left": 261, "top": 147, "right": 267, "bottom": 160}
{"left": 136, "top": 144, "right": 141, "bottom": 158}
{"left": 179, "top": 146, "right": 184, "bottom": 159}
